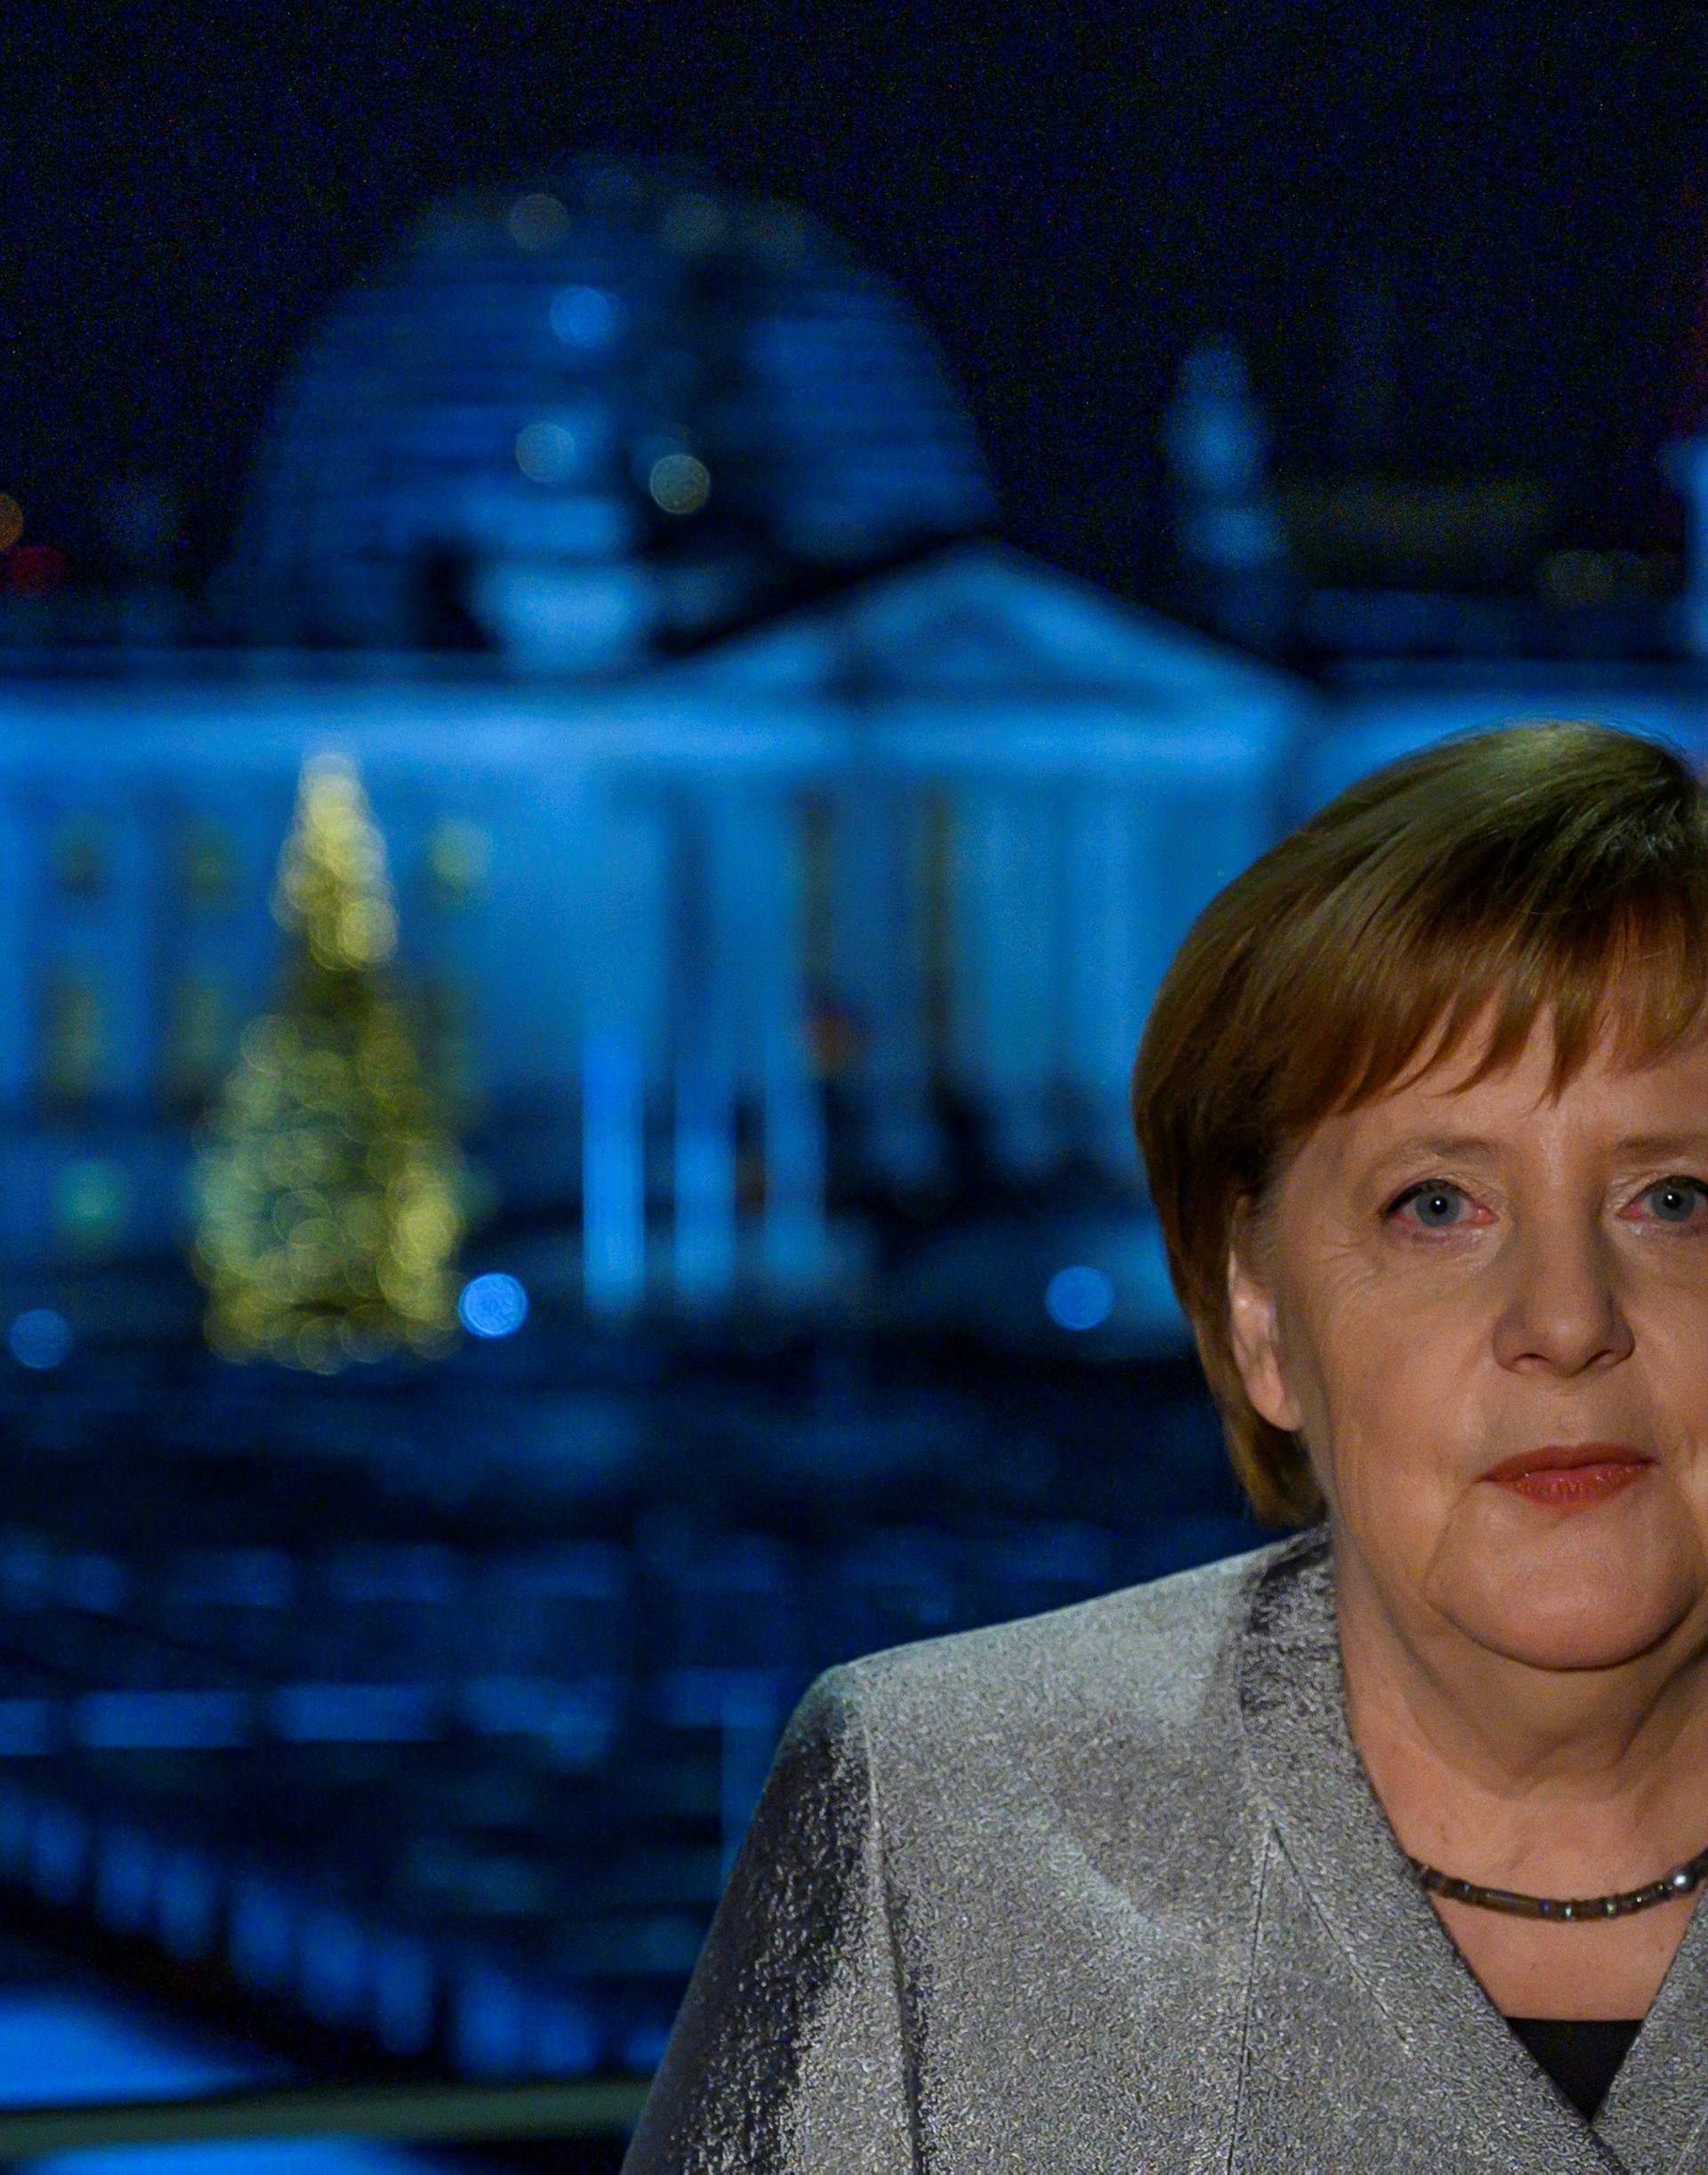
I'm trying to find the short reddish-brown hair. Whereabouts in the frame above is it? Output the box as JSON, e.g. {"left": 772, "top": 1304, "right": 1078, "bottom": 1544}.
{"left": 1131, "top": 720, "right": 1708, "bottom": 1527}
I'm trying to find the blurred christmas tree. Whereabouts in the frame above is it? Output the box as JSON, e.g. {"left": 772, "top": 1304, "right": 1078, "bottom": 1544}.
{"left": 192, "top": 753, "right": 465, "bottom": 1370}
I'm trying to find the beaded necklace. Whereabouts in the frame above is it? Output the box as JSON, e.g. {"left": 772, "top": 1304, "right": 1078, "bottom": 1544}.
{"left": 1408, "top": 1843, "right": 1708, "bottom": 1920}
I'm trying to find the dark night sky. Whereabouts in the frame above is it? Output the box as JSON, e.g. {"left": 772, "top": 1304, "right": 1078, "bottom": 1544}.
{"left": 9, "top": 3, "right": 1708, "bottom": 600}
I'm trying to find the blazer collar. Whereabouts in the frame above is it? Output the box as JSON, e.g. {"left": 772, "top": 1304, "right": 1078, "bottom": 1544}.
{"left": 1236, "top": 1523, "right": 1708, "bottom": 2173}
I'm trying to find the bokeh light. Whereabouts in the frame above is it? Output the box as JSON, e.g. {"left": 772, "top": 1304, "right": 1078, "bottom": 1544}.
{"left": 514, "top": 423, "right": 580, "bottom": 485}
{"left": 424, "top": 818, "right": 491, "bottom": 903}
{"left": 1044, "top": 1265, "right": 1115, "bottom": 1332}
{"left": 8, "top": 1309, "right": 73, "bottom": 1371}
{"left": 270, "top": 755, "right": 398, "bottom": 965}
{"left": 506, "top": 192, "right": 570, "bottom": 253}
{"left": 54, "top": 1160, "right": 133, "bottom": 1252}
{"left": 648, "top": 453, "right": 711, "bottom": 515}
{"left": 549, "top": 285, "right": 624, "bottom": 350}
{"left": 458, "top": 1273, "right": 528, "bottom": 1339}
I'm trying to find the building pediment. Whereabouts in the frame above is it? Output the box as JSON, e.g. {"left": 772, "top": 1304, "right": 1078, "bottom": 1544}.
{"left": 679, "top": 540, "right": 1300, "bottom": 705}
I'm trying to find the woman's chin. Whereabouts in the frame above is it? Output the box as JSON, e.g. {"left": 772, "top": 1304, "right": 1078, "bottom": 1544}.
{"left": 1477, "top": 1611, "right": 1682, "bottom": 1674}
{"left": 1428, "top": 1503, "right": 1705, "bottom": 1672}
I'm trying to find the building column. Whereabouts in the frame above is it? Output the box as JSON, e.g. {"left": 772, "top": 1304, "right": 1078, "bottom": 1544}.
{"left": 1060, "top": 781, "right": 1146, "bottom": 1185}
{"left": 952, "top": 775, "right": 1062, "bottom": 1181}
{"left": 669, "top": 792, "right": 738, "bottom": 1309}
{"left": 705, "top": 787, "right": 826, "bottom": 1300}
{"left": 829, "top": 781, "right": 939, "bottom": 1193}
{"left": 578, "top": 788, "right": 657, "bottom": 1319}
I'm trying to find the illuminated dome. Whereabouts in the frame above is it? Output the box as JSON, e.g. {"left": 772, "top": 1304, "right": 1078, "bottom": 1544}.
{"left": 225, "top": 160, "right": 997, "bottom": 670}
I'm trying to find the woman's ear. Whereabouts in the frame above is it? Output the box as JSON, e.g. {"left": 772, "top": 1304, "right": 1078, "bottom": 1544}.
{"left": 1226, "top": 1196, "right": 1304, "bottom": 1433}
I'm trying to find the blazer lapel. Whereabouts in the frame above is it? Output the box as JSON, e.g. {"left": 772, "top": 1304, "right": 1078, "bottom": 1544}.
{"left": 1234, "top": 1526, "right": 1667, "bottom": 2173}
{"left": 1577, "top": 1847, "right": 1708, "bottom": 2171}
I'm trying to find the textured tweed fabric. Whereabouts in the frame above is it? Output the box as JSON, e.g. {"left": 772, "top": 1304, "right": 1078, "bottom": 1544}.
{"left": 621, "top": 1521, "right": 1708, "bottom": 2172}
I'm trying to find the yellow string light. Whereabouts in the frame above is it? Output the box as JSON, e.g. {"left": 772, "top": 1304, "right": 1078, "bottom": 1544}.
{"left": 192, "top": 754, "right": 465, "bottom": 1368}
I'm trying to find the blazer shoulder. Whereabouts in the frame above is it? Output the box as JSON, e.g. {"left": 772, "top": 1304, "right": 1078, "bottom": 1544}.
{"left": 823, "top": 1529, "right": 1310, "bottom": 1774}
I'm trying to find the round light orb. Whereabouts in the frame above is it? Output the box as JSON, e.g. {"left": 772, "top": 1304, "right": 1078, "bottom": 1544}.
{"left": 514, "top": 422, "right": 580, "bottom": 485}
{"left": 8, "top": 1309, "right": 73, "bottom": 1371}
{"left": 1044, "top": 1265, "right": 1115, "bottom": 1333}
{"left": 648, "top": 453, "right": 711, "bottom": 516}
{"left": 55, "top": 1160, "right": 133, "bottom": 1246}
{"left": 507, "top": 192, "right": 570, "bottom": 253}
{"left": 550, "top": 285, "right": 624, "bottom": 350}
{"left": 425, "top": 818, "right": 491, "bottom": 901}
{"left": 458, "top": 1272, "right": 529, "bottom": 1340}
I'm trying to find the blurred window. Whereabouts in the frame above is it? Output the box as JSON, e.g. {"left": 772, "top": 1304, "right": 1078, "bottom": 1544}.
{"left": 37, "top": 970, "right": 106, "bottom": 1106}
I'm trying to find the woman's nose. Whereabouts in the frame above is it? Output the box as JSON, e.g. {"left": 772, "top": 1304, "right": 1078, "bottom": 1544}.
{"left": 1489, "top": 1216, "right": 1635, "bottom": 1375}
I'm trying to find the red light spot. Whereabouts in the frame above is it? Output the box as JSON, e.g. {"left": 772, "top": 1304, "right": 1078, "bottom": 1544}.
{"left": 6, "top": 545, "right": 67, "bottom": 599}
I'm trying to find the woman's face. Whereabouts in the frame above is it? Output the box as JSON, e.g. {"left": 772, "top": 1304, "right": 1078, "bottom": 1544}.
{"left": 1227, "top": 1012, "right": 1708, "bottom": 1673}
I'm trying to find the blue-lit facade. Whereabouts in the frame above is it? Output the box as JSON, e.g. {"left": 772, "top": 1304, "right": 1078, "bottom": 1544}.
{"left": 12, "top": 576, "right": 1708, "bottom": 1354}
{"left": 0, "top": 544, "right": 1301, "bottom": 1353}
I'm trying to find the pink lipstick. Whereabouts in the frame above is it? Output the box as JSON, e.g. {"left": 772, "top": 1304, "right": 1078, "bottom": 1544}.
{"left": 1479, "top": 1444, "right": 1654, "bottom": 1512}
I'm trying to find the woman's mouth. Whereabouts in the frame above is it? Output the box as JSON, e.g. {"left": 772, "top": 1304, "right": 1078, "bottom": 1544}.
{"left": 1480, "top": 1446, "right": 1655, "bottom": 1512}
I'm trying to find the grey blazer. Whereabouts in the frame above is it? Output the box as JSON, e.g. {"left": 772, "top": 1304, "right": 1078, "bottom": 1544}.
{"left": 619, "top": 1521, "right": 1708, "bottom": 2173}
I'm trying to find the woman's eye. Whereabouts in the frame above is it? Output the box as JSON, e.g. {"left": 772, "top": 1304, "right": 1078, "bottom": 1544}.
{"left": 1640, "top": 1177, "right": 1708, "bottom": 1225}
{"left": 1389, "top": 1180, "right": 1472, "bottom": 1229}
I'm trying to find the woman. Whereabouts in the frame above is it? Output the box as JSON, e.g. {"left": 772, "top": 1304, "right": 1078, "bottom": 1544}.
{"left": 622, "top": 720, "right": 1708, "bottom": 2171}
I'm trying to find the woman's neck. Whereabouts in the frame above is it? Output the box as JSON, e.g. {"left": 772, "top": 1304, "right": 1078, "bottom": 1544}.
{"left": 1336, "top": 1542, "right": 1708, "bottom": 2018}
{"left": 1333, "top": 1537, "right": 1708, "bottom": 1895}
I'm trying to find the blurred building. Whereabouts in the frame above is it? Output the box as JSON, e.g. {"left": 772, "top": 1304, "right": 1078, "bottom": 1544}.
{"left": 0, "top": 539, "right": 1300, "bottom": 1348}
{"left": 10, "top": 172, "right": 1708, "bottom": 1367}
{"left": 0, "top": 165, "right": 1317, "bottom": 1361}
